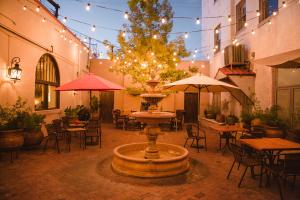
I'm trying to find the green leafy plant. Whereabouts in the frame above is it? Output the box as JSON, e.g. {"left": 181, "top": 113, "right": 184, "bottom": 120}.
{"left": 90, "top": 95, "right": 99, "bottom": 113}
{"left": 64, "top": 106, "right": 80, "bottom": 118}
{"left": 23, "top": 113, "right": 45, "bottom": 132}
{"left": 262, "top": 105, "right": 288, "bottom": 129}
{"left": 226, "top": 114, "right": 239, "bottom": 125}
{"left": 204, "top": 104, "right": 220, "bottom": 119}
{"left": 125, "top": 87, "right": 146, "bottom": 96}
{"left": 77, "top": 106, "right": 90, "bottom": 121}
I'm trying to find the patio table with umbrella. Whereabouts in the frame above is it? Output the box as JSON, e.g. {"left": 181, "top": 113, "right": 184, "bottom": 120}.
{"left": 163, "top": 73, "right": 240, "bottom": 151}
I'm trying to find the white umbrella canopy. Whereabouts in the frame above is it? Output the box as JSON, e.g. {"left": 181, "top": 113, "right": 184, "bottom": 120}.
{"left": 163, "top": 73, "right": 240, "bottom": 120}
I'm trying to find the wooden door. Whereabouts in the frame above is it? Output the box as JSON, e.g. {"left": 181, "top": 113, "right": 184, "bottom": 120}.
{"left": 184, "top": 93, "right": 198, "bottom": 123}
{"left": 100, "top": 91, "right": 114, "bottom": 123}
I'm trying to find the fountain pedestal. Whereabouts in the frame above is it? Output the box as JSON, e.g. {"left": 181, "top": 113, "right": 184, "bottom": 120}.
{"left": 143, "top": 125, "right": 161, "bottom": 159}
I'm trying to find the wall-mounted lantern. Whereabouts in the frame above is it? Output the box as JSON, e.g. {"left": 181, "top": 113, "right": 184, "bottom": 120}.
{"left": 8, "top": 57, "right": 22, "bottom": 82}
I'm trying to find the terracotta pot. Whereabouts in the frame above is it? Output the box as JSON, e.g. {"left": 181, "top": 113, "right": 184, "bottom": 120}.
{"left": 23, "top": 130, "right": 44, "bottom": 146}
{"left": 251, "top": 118, "right": 263, "bottom": 127}
{"left": 0, "top": 129, "right": 24, "bottom": 150}
{"left": 264, "top": 126, "right": 284, "bottom": 138}
{"left": 216, "top": 114, "right": 225, "bottom": 123}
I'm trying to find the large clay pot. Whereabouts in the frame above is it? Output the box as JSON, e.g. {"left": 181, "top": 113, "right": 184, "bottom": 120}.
{"left": 264, "top": 126, "right": 284, "bottom": 138}
{"left": 251, "top": 118, "right": 263, "bottom": 127}
{"left": 0, "top": 129, "right": 24, "bottom": 150}
{"left": 23, "top": 130, "right": 44, "bottom": 146}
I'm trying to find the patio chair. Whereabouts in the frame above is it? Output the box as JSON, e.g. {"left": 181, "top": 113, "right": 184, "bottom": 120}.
{"left": 263, "top": 153, "right": 300, "bottom": 200}
{"left": 44, "top": 123, "right": 64, "bottom": 153}
{"left": 184, "top": 123, "right": 207, "bottom": 152}
{"left": 124, "top": 116, "right": 141, "bottom": 131}
{"left": 83, "top": 120, "right": 101, "bottom": 148}
{"left": 174, "top": 110, "right": 185, "bottom": 130}
{"left": 112, "top": 110, "right": 125, "bottom": 129}
{"left": 227, "top": 143, "right": 263, "bottom": 187}
{"left": 219, "top": 131, "right": 237, "bottom": 150}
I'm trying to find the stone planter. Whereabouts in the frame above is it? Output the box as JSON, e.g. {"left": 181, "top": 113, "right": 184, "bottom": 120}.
{"left": 0, "top": 129, "right": 24, "bottom": 150}
{"left": 264, "top": 126, "right": 284, "bottom": 138}
{"left": 251, "top": 118, "right": 263, "bottom": 127}
{"left": 23, "top": 130, "right": 44, "bottom": 147}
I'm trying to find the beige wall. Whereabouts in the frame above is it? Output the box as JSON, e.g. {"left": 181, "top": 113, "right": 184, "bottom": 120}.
{"left": 90, "top": 59, "right": 210, "bottom": 115}
{"left": 201, "top": 0, "right": 300, "bottom": 114}
{"left": 0, "top": 0, "right": 89, "bottom": 122}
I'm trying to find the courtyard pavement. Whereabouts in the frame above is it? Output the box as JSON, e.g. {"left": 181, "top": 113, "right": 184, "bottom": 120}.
{"left": 0, "top": 123, "right": 299, "bottom": 200}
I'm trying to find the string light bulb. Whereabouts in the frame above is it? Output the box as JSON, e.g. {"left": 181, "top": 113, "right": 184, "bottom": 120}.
{"left": 268, "top": 20, "right": 272, "bottom": 25}
{"left": 251, "top": 30, "right": 255, "bottom": 35}
{"left": 215, "top": 29, "right": 219, "bottom": 34}
{"left": 228, "top": 15, "right": 232, "bottom": 22}
{"left": 63, "top": 17, "right": 67, "bottom": 23}
{"left": 122, "top": 31, "right": 126, "bottom": 37}
{"left": 91, "top": 25, "right": 96, "bottom": 32}
{"left": 124, "top": 12, "right": 129, "bottom": 19}
{"left": 184, "top": 32, "right": 189, "bottom": 39}
{"left": 282, "top": 1, "right": 287, "bottom": 8}
{"left": 244, "top": 22, "right": 248, "bottom": 27}
{"left": 256, "top": 10, "right": 260, "bottom": 17}
{"left": 36, "top": 6, "right": 40, "bottom": 12}
{"left": 161, "top": 17, "right": 166, "bottom": 24}
{"left": 86, "top": 3, "right": 91, "bottom": 11}
{"left": 194, "top": 49, "right": 198, "bottom": 53}
{"left": 23, "top": 5, "right": 27, "bottom": 11}
{"left": 153, "top": 34, "right": 157, "bottom": 39}
{"left": 222, "top": 49, "right": 225, "bottom": 54}
{"left": 273, "top": 11, "right": 277, "bottom": 16}
{"left": 196, "top": 17, "right": 200, "bottom": 25}
{"left": 42, "top": 18, "right": 46, "bottom": 23}
{"left": 173, "top": 52, "right": 177, "bottom": 56}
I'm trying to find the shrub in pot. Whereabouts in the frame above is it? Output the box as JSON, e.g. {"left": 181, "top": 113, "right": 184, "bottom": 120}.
{"left": 77, "top": 106, "right": 90, "bottom": 121}
{"left": 204, "top": 104, "right": 219, "bottom": 119}
{"left": 23, "top": 113, "right": 45, "bottom": 147}
{"left": 226, "top": 114, "right": 239, "bottom": 125}
{"left": 0, "top": 98, "right": 28, "bottom": 150}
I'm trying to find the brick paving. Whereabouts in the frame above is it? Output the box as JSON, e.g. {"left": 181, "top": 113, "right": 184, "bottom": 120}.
{"left": 0, "top": 123, "right": 299, "bottom": 200}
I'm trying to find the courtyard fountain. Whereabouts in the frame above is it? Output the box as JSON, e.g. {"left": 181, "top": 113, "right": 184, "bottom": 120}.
{"left": 112, "top": 79, "right": 189, "bottom": 178}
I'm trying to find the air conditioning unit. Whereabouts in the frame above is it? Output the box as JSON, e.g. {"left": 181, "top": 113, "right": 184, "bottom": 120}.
{"left": 224, "top": 45, "right": 246, "bottom": 66}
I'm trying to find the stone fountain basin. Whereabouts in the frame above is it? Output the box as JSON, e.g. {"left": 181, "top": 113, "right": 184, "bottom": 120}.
{"left": 112, "top": 143, "right": 189, "bottom": 178}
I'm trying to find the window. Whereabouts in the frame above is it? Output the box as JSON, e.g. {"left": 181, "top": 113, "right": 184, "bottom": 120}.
{"left": 236, "top": 0, "right": 246, "bottom": 32}
{"left": 276, "top": 68, "right": 300, "bottom": 128}
{"left": 214, "top": 24, "right": 221, "bottom": 53}
{"left": 35, "top": 54, "right": 60, "bottom": 110}
{"left": 259, "top": 0, "right": 278, "bottom": 22}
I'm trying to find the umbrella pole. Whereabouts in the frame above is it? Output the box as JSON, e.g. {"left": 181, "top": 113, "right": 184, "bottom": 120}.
{"left": 198, "top": 87, "right": 201, "bottom": 136}
{"left": 98, "top": 91, "right": 101, "bottom": 121}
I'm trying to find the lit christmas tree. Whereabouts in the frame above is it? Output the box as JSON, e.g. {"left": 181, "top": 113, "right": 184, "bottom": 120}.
{"left": 106, "top": 0, "right": 190, "bottom": 90}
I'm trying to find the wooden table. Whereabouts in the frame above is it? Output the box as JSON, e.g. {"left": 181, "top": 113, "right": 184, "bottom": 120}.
{"left": 66, "top": 128, "right": 86, "bottom": 151}
{"left": 203, "top": 121, "right": 246, "bottom": 153}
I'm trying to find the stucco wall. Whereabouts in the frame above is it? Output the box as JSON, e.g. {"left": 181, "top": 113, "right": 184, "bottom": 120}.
{"left": 202, "top": 0, "right": 300, "bottom": 112}
{"left": 0, "top": 0, "right": 89, "bottom": 122}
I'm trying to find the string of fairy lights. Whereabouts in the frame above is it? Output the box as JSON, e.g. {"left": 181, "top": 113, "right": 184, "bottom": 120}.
{"left": 20, "top": 0, "right": 300, "bottom": 61}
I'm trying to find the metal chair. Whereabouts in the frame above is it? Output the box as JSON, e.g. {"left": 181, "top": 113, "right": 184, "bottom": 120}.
{"left": 227, "top": 143, "right": 263, "bottom": 187}
{"left": 83, "top": 120, "right": 101, "bottom": 148}
{"left": 174, "top": 110, "right": 185, "bottom": 130}
{"left": 44, "top": 123, "right": 64, "bottom": 153}
{"left": 263, "top": 153, "right": 300, "bottom": 200}
{"left": 184, "top": 123, "right": 207, "bottom": 152}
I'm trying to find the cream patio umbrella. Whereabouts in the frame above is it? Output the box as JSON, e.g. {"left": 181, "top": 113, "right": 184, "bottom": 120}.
{"left": 163, "top": 73, "right": 240, "bottom": 120}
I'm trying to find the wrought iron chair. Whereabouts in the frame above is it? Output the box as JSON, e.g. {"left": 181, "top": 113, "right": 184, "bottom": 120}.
{"left": 184, "top": 123, "right": 207, "bottom": 152}
{"left": 174, "top": 110, "right": 185, "bottom": 130}
{"left": 44, "top": 123, "right": 65, "bottom": 153}
{"left": 263, "top": 153, "right": 300, "bottom": 200}
{"left": 227, "top": 143, "right": 263, "bottom": 187}
{"left": 124, "top": 116, "right": 141, "bottom": 131}
{"left": 83, "top": 120, "right": 101, "bottom": 148}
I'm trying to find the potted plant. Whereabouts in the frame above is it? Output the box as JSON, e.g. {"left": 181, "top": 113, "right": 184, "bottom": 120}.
{"left": 23, "top": 112, "right": 45, "bottom": 147}
{"left": 64, "top": 106, "right": 80, "bottom": 123}
{"left": 90, "top": 95, "right": 100, "bottom": 119}
{"left": 0, "top": 98, "right": 27, "bottom": 150}
{"left": 262, "top": 105, "right": 287, "bottom": 138}
{"left": 241, "top": 110, "right": 254, "bottom": 129}
{"left": 204, "top": 104, "right": 219, "bottom": 119}
{"left": 226, "top": 114, "right": 239, "bottom": 125}
{"left": 77, "top": 106, "right": 90, "bottom": 121}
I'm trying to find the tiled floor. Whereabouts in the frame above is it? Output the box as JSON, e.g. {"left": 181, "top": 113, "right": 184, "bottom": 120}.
{"left": 0, "top": 123, "right": 299, "bottom": 200}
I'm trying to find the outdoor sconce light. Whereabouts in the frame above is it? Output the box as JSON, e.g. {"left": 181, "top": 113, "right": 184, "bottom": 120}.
{"left": 8, "top": 57, "right": 22, "bottom": 82}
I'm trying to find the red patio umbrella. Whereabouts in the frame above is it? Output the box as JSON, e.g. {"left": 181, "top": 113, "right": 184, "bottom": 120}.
{"left": 56, "top": 73, "right": 124, "bottom": 119}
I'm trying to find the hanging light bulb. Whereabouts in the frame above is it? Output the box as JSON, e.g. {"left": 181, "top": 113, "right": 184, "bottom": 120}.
{"left": 122, "top": 31, "right": 126, "bottom": 37}
{"left": 60, "top": 34, "right": 63, "bottom": 38}
{"left": 173, "top": 52, "right": 177, "bottom": 56}
{"left": 228, "top": 15, "right": 232, "bottom": 22}
{"left": 36, "top": 6, "right": 40, "bottom": 12}
{"left": 64, "top": 36, "right": 67, "bottom": 41}
{"left": 124, "top": 11, "right": 129, "bottom": 19}
{"left": 91, "top": 25, "right": 96, "bottom": 32}
{"left": 196, "top": 17, "right": 200, "bottom": 25}
{"left": 282, "top": 1, "right": 287, "bottom": 8}
{"left": 153, "top": 34, "right": 157, "bottom": 39}
{"left": 85, "top": 3, "right": 91, "bottom": 11}
{"left": 244, "top": 22, "right": 248, "bottom": 27}
{"left": 235, "top": 42, "right": 240, "bottom": 46}
{"left": 42, "top": 18, "right": 46, "bottom": 23}
{"left": 256, "top": 10, "right": 260, "bottom": 17}
{"left": 151, "top": 52, "right": 155, "bottom": 56}
{"left": 273, "top": 11, "right": 277, "bottom": 16}
{"left": 215, "top": 45, "right": 218, "bottom": 49}
{"left": 268, "top": 20, "right": 272, "bottom": 25}
{"left": 215, "top": 29, "right": 219, "bottom": 34}
{"left": 83, "top": 37, "right": 87, "bottom": 42}
{"left": 128, "top": 50, "right": 132, "bottom": 53}
{"left": 23, "top": 5, "right": 27, "bottom": 11}
{"left": 191, "top": 60, "right": 195, "bottom": 64}
{"left": 184, "top": 32, "right": 189, "bottom": 39}
{"left": 173, "top": 58, "right": 176, "bottom": 61}
{"left": 221, "top": 49, "right": 225, "bottom": 54}
{"left": 62, "top": 29, "right": 65, "bottom": 33}
{"left": 161, "top": 17, "right": 166, "bottom": 24}
{"left": 63, "top": 17, "right": 67, "bottom": 23}
{"left": 213, "top": 48, "right": 216, "bottom": 53}
{"left": 251, "top": 30, "right": 255, "bottom": 35}
{"left": 207, "top": 55, "right": 210, "bottom": 59}
{"left": 193, "top": 54, "right": 196, "bottom": 58}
